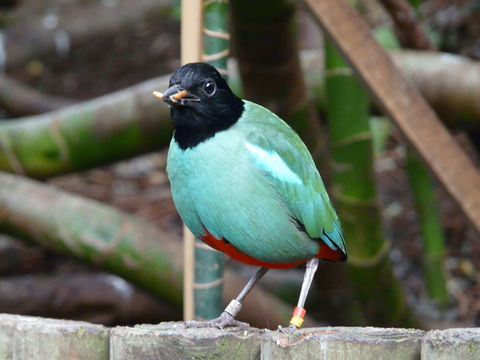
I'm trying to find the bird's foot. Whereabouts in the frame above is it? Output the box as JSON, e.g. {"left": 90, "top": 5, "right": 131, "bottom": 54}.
{"left": 277, "top": 324, "right": 298, "bottom": 333}
{"left": 185, "top": 312, "right": 250, "bottom": 329}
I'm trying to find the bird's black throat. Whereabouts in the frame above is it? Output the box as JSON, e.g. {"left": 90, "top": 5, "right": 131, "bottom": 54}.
{"left": 172, "top": 97, "right": 244, "bottom": 150}
{"left": 164, "top": 62, "right": 245, "bottom": 150}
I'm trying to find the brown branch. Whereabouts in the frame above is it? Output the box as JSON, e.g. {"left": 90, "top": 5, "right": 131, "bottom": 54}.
{"left": 379, "top": 0, "right": 479, "bottom": 126}
{"left": 391, "top": 50, "right": 480, "bottom": 125}
{"left": 0, "top": 234, "right": 49, "bottom": 275}
{"left": 4, "top": 0, "right": 171, "bottom": 71}
{"left": 0, "top": 74, "right": 74, "bottom": 116}
{"left": 379, "top": 0, "right": 435, "bottom": 50}
{"left": 0, "top": 272, "right": 180, "bottom": 325}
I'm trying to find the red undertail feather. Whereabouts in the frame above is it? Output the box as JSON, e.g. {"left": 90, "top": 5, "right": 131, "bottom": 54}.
{"left": 200, "top": 230, "right": 345, "bottom": 269}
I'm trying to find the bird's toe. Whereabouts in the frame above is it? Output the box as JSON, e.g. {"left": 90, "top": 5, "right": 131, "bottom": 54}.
{"left": 184, "top": 312, "right": 250, "bottom": 329}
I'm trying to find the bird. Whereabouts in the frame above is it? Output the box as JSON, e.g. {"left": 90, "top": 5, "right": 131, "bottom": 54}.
{"left": 153, "top": 62, "right": 347, "bottom": 329}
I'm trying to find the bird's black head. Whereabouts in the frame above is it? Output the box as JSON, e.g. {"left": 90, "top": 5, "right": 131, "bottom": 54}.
{"left": 155, "top": 63, "right": 244, "bottom": 150}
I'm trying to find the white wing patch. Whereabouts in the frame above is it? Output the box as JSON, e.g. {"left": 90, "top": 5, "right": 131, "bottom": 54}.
{"left": 245, "top": 142, "right": 303, "bottom": 185}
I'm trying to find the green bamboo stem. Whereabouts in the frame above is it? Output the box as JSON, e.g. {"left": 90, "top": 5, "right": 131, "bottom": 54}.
{"left": 0, "top": 76, "right": 171, "bottom": 179}
{"left": 325, "top": 39, "right": 419, "bottom": 327}
{"left": 191, "top": 0, "right": 229, "bottom": 320}
{"left": 370, "top": 116, "right": 391, "bottom": 155}
{"left": 406, "top": 151, "right": 449, "bottom": 306}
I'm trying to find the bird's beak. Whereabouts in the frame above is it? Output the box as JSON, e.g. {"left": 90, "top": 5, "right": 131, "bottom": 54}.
{"left": 152, "top": 84, "right": 200, "bottom": 106}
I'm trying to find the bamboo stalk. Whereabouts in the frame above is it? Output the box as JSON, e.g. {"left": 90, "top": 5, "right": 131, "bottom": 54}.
{"left": 0, "top": 76, "right": 171, "bottom": 179}
{"left": 180, "top": 0, "right": 203, "bottom": 322}
{"left": 324, "top": 38, "right": 418, "bottom": 327}
{"left": 191, "top": 0, "right": 229, "bottom": 321}
{"left": 406, "top": 151, "right": 448, "bottom": 306}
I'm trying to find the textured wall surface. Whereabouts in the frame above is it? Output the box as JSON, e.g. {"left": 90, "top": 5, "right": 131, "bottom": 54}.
{"left": 1, "top": 314, "right": 479, "bottom": 360}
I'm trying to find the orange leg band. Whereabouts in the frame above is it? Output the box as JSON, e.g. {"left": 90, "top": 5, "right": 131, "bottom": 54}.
{"left": 289, "top": 306, "right": 307, "bottom": 328}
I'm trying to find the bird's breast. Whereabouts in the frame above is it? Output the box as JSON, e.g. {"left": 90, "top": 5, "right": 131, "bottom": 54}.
{"left": 166, "top": 131, "right": 320, "bottom": 264}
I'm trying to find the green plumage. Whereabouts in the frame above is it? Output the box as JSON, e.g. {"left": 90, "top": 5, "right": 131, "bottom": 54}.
{"left": 167, "top": 100, "right": 345, "bottom": 264}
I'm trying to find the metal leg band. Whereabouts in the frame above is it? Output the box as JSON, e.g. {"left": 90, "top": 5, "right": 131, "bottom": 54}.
{"left": 224, "top": 299, "right": 242, "bottom": 317}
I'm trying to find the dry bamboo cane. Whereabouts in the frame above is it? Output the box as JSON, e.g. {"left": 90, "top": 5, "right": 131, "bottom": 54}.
{"left": 180, "top": 0, "right": 203, "bottom": 321}
{"left": 192, "top": 0, "right": 229, "bottom": 320}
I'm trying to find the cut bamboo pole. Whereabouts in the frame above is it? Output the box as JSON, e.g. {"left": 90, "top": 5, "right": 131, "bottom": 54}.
{"left": 181, "top": 1, "right": 203, "bottom": 65}
{"left": 180, "top": 0, "right": 203, "bottom": 321}
{"left": 305, "top": 0, "right": 480, "bottom": 233}
{"left": 192, "top": 0, "right": 229, "bottom": 320}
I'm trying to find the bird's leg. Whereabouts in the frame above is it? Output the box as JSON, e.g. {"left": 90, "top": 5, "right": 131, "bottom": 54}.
{"left": 185, "top": 267, "right": 269, "bottom": 329}
{"left": 288, "top": 258, "right": 319, "bottom": 329}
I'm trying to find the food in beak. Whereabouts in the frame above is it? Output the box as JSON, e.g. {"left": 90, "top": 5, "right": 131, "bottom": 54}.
{"left": 152, "top": 90, "right": 188, "bottom": 103}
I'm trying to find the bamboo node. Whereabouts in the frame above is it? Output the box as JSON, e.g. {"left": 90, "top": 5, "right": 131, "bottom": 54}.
{"left": 193, "top": 278, "right": 224, "bottom": 290}
{"left": 332, "top": 189, "right": 377, "bottom": 206}
{"left": 203, "top": 28, "right": 230, "bottom": 40}
{"left": 331, "top": 131, "right": 372, "bottom": 148}
{"left": 203, "top": 0, "right": 228, "bottom": 7}
{"left": 325, "top": 68, "right": 354, "bottom": 77}
{"left": 49, "top": 119, "right": 70, "bottom": 164}
{"left": 347, "top": 240, "right": 392, "bottom": 267}
{"left": 202, "top": 49, "right": 229, "bottom": 62}
{"left": 0, "top": 133, "right": 25, "bottom": 175}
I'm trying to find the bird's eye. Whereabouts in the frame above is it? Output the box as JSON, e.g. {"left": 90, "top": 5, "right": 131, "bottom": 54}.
{"left": 203, "top": 80, "right": 216, "bottom": 96}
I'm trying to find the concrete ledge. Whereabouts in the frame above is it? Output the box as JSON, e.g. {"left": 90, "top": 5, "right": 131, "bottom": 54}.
{"left": 422, "top": 328, "right": 480, "bottom": 360}
{"left": 0, "top": 314, "right": 109, "bottom": 360}
{"left": 110, "top": 322, "right": 262, "bottom": 360}
{"left": 0, "top": 314, "right": 479, "bottom": 359}
{"left": 110, "top": 323, "right": 423, "bottom": 360}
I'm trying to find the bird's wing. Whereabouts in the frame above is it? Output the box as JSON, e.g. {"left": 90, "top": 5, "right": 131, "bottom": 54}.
{"left": 242, "top": 102, "right": 346, "bottom": 254}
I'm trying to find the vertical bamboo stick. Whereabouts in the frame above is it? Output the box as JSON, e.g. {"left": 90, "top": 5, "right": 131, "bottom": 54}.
{"left": 406, "top": 151, "right": 448, "bottom": 307}
{"left": 192, "top": 0, "right": 229, "bottom": 320}
{"left": 180, "top": 0, "right": 203, "bottom": 321}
